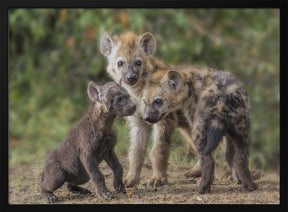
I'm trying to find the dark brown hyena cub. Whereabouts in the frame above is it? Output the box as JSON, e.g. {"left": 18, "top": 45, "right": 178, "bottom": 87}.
{"left": 40, "top": 81, "right": 136, "bottom": 203}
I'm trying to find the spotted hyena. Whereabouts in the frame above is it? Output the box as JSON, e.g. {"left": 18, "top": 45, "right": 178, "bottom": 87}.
{"left": 40, "top": 81, "right": 136, "bottom": 203}
{"left": 140, "top": 66, "right": 258, "bottom": 193}
{"left": 100, "top": 31, "right": 203, "bottom": 187}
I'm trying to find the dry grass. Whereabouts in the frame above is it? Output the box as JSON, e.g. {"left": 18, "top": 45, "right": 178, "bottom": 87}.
{"left": 9, "top": 156, "right": 279, "bottom": 204}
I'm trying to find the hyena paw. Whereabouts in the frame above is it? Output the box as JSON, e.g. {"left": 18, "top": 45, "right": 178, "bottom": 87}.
{"left": 146, "top": 176, "right": 167, "bottom": 187}
{"left": 184, "top": 169, "right": 202, "bottom": 178}
{"left": 196, "top": 184, "right": 211, "bottom": 194}
{"left": 97, "top": 190, "right": 112, "bottom": 199}
{"left": 97, "top": 186, "right": 112, "bottom": 199}
{"left": 116, "top": 185, "right": 127, "bottom": 194}
{"left": 243, "top": 182, "right": 258, "bottom": 192}
{"left": 44, "top": 192, "right": 57, "bottom": 203}
{"left": 123, "top": 176, "right": 139, "bottom": 188}
{"left": 113, "top": 180, "right": 127, "bottom": 194}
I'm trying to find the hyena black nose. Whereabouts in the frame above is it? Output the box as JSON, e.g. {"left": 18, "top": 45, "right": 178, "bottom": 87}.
{"left": 127, "top": 74, "right": 138, "bottom": 83}
{"left": 129, "top": 104, "right": 136, "bottom": 113}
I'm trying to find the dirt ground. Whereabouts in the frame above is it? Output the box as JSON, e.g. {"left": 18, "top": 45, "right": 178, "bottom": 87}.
{"left": 9, "top": 156, "right": 279, "bottom": 204}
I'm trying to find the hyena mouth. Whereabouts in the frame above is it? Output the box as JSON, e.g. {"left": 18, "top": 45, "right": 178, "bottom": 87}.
{"left": 126, "top": 105, "right": 137, "bottom": 115}
{"left": 124, "top": 78, "right": 138, "bottom": 85}
{"left": 157, "top": 113, "right": 166, "bottom": 122}
{"left": 144, "top": 113, "right": 166, "bottom": 124}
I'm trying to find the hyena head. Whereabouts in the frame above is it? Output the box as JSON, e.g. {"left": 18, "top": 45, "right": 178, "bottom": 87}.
{"left": 100, "top": 31, "right": 156, "bottom": 86}
{"left": 141, "top": 70, "right": 189, "bottom": 124}
{"left": 87, "top": 81, "right": 136, "bottom": 116}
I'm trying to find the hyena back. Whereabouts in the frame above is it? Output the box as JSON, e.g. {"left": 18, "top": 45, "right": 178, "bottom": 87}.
{"left": 141, "top": 66, "right": 258, "bottom": 193}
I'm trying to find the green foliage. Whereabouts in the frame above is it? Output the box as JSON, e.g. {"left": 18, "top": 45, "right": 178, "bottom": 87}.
{"left": 9, "top": 9, "right": 279, "bottom": 171}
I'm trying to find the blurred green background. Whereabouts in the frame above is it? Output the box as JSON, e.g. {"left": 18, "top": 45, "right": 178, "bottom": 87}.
{"left": 9, "top": 9, "right": 279, "bottom": 172}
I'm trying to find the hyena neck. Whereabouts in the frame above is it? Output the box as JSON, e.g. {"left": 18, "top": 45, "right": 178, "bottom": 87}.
{"left": 122, "top": 77, "right": 146, "bottom": 102}
{"left": 148, "top": 56, "right": 167, "bottom": 71}
{"left": 87, "top": 102, "right": 117, "bottom": 132}
{"left": 186, "top": 66, "right": 215, "bottom": 94}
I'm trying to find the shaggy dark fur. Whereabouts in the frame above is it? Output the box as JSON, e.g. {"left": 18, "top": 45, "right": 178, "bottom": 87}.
{"left": 40, "top": 81, "right": 136, "bottom": 203}
{"left": 141, "top": 66, "right": 258, "bottom": 193}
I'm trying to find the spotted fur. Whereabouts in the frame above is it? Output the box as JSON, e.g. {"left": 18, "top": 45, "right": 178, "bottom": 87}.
{"left": 141, "top": 66, "right": 258, "bottom": 193}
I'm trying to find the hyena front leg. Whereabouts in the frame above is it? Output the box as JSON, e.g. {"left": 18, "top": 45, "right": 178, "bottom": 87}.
{"left": 124, "top": 115, "right": 152, "bottom": 188}
{"left": 147, "top": 116, "right": 175, "bottom": 187}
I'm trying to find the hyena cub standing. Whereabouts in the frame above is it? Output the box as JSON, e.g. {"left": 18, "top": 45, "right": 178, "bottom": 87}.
{"left": 100, "top": 31, "right": 199, "bottom": 188}
{"left": 40, "top": 81, "right": 136, "bottom": 203}
{"left": 141, "top": 66, "right": 258, "bottom": 193}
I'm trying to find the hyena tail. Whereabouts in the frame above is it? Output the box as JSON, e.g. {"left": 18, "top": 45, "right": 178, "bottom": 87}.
{"left": 204, "top": 119, "right": 225, "bottom": 155}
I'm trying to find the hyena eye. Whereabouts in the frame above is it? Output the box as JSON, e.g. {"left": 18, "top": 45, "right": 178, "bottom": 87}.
{"left": 117, "top": 61, "right": 124, "bottom": 67}
{"left": 135, "top": 60, "right": 142, "bottom": 66}
{"left": 154, "top": 98, "right": 163, "bottom": 105}
{"left": 116, "top": 96, "right": 123, "bottom": 102}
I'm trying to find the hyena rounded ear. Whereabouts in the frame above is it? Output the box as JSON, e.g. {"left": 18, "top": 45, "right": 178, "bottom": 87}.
{"left": 137, "top": 32, "right": 157, "bottom": 55}
{"left": 164, "top": 71, "right": 184, "bottom": 91}
{"left": 87, "top": 81, "right": 100, "bottom": 102}
{"left": 100, "top": 32, "right": 114, "bottom": 56}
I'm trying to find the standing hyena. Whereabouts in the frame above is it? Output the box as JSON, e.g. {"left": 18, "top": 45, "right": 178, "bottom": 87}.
{"left": 100, "top": 31, "right": 201, "bottom": 187}
{"left": 140, "top": 66, "right": 258, "bottom": 193}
